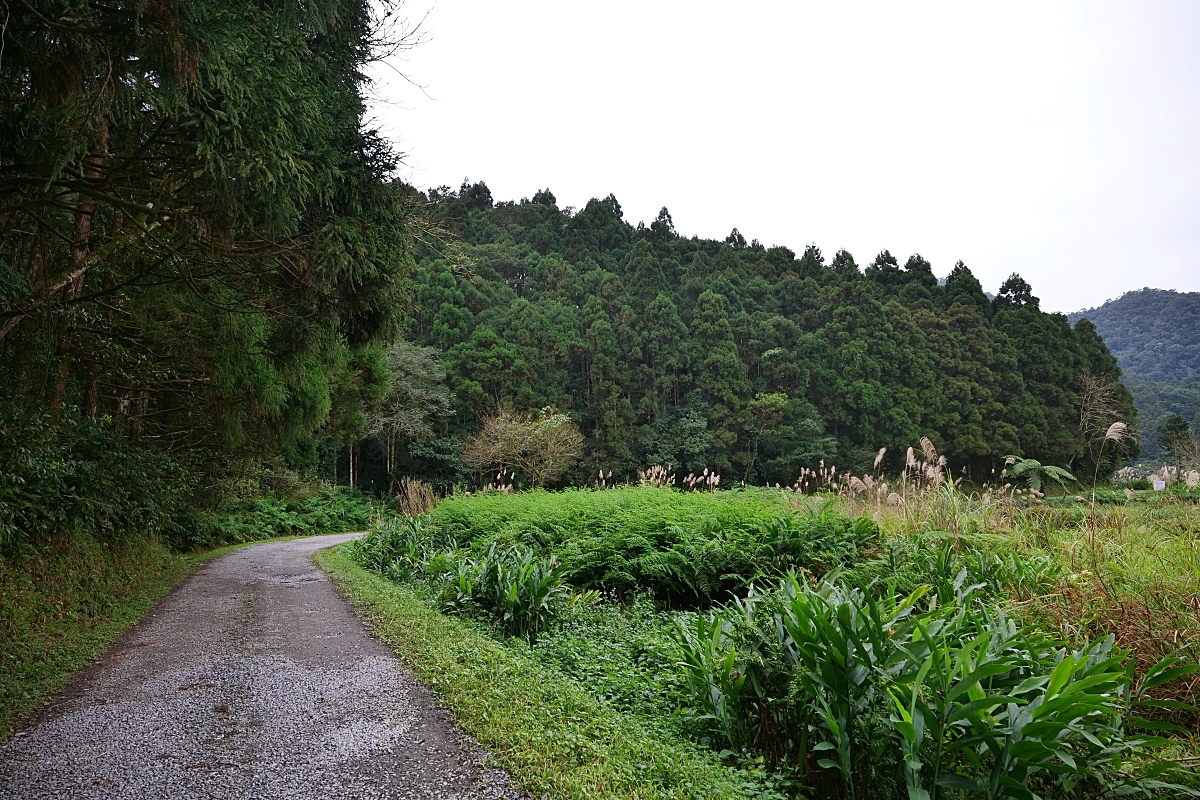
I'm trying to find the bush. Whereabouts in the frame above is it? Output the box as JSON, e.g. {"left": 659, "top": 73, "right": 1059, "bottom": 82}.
{"left": 0, "top": 411, "right": 194, "bottom": 554}
{"left": 349, "top": 520, "right": 569, "bottom": 644}
{"left": 190, "top": 487, "right": 373, "bottom": 547}
{"left": 427, "top": 488, "right": 877, "bottom": 607}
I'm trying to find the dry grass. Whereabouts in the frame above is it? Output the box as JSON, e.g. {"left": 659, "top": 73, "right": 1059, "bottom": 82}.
{"left": 755, "top": 429, "right": 1200, "bottom": 736}
{"left": 394, "top": 477, "right": 440, "bottom": 516}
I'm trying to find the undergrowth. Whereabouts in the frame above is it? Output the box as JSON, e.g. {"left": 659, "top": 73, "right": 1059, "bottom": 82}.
{"left": 345, "top": 485, "right": 1200, "bottom": 799}
{"left": 426, "top": 487, "right": 877, "bottom": 606}
{"left": 317, "top": 546, "right": 784, "bottom": 800}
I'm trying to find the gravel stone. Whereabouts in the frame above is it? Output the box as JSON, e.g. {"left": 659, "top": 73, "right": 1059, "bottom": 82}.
{"left": 0, "top": 534, "right": 519, "bottom": 800}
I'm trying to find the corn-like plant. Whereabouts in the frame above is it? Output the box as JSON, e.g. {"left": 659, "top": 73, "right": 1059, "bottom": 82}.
{"left": 346, "top": 513, "right": 449, "bottom": 580}
{"left": 438, "top": 556, "right": 478, "bottom": 614}
{"left": 670, "top": 562, "right": 1200, "bottom": 799}
{"left": 477, "top": 544, "right": 570, "bottom": 644}
{"left": 774, "top": 575, "right": 928, "bottom": 800}
{"left": 673, "top": 610, "right": 753, "bottom": 748}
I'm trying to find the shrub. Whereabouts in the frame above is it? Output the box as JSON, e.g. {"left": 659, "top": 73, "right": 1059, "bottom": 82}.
{"left": 427, "top": 488, "right": 877, "bottom": 607}
{"left": 192, "top": 487, "right": 373, "bottom": 547}
{"left": 348, "top": 520, "right": 569, "bottom": 644}
{"left": 671, "top": 569, "right": 1200, "bottom": 800}
{"left": 0, "top": 411, "right": 195, "bottom": 553}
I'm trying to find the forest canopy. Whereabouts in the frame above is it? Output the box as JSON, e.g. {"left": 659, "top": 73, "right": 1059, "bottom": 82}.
{"left": 390, "top": 182, "right": 1136, "bottom": 488}
{"left": 0, "top": 0, "right": 416, "bottom": 548}
{"left": 0, "top": 0, "right": 1140, "bottom": 544}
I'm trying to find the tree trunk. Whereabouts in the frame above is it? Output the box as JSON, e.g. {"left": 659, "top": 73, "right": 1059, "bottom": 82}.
{"left": 50, "top": 123, "right": 107, "bottom": 419}
{"left": 83, "top": 361, "right": 100, "bottom": 419}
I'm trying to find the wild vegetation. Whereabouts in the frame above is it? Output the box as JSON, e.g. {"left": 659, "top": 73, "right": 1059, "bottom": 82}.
{"left": 340, "top": 481, "right": 1200, "bottom": 799}
{"left": 0, "top": 0, "right": 417, "bottom": 552}
{"left": 1068, "top": 289, "right": 1200, "bottom": 461}
{"left": 2, "top": 534, "right": 237, "bottom": 740}
{"left": 5, "top": 5, "right": 1195, "bottom": 800}
{"left": 0, "top": 0, "right": 416, "bottom": 729}
{"left": 350, "top": 183, "right": 1138, "bottom": 493}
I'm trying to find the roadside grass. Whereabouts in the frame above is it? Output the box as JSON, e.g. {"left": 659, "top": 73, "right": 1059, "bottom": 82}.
{"left": 0, "top": 532, "right": 325, "bottom": 741}
{"left": 339, "top": 485, "right": 1200, "bottom": 797}
{"left": 315, "top": 545, "right": 779, "bottom": 800}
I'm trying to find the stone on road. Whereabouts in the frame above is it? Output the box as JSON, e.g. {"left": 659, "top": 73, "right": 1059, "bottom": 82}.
{"left": 0, "top": 534, "right": 517, "bottom": 800}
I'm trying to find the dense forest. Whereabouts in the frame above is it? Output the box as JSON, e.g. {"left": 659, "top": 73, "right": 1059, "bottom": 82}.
{"left": 0, "top": 0, "right": 414, "bottom": 548}
{"left": 0, "top": 0, "right": 1140, "bottom": 552}
{"left": 1068, "top": 288, "right": 1200, "bottom": 460}
{"left": 376, "top": 182, "right": 1137, "bottom": 489}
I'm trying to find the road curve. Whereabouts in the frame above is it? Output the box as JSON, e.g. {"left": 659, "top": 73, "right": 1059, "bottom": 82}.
{"left": 0, "top": 534, "right": 517, "bottom": 800}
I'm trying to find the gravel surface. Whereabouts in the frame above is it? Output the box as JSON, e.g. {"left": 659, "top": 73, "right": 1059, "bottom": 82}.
{"left": 0, "top": 534, "right": 519, "bottom": 800}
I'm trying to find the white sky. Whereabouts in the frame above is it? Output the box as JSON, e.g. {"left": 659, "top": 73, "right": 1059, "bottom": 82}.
{"left": 366, "top": 1, "right": 1200, "bottom": 313}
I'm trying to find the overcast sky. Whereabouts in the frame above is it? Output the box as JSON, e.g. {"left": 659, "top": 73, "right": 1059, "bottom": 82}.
{"left": 366, "top": 1, "right": 1200, "bottom": 313}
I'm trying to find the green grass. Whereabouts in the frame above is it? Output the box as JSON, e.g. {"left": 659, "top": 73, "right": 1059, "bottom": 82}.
{"left": 2, "top": 533, "right": 204, "bottom": 739}
{"left": 339, "top": 486, "right": 1200, "bottom": 798}
{"left": 315, "top": 545, "right": 782, "bottom": 800}
{"left": 857, "top": 487, "right": 1200, "bottom": 677}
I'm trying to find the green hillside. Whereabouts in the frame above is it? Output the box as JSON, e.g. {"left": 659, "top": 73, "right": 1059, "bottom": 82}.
{"left": 1068, "top": 288, "right": 1200, "bottom": 459}
{"left": 383, "top": 182, "right": 1136, "bottom": 488}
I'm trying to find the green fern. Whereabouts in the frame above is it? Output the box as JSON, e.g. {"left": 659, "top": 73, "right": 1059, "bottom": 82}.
{"left": 1003, "top": 456, "right": 1076, "bottom": 492}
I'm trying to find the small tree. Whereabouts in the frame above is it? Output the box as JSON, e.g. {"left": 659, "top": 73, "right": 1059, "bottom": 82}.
{"left": 367, "top": 342, "right": 455, "bottom": 489}
{"left": 1157, "top": 413, "right": 1193, "bottom": 462}
{"left": 462, "top": 406, "right": 583, "bottom": 488}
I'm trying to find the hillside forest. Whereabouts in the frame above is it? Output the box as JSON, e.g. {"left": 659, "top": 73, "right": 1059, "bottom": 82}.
{"left": 0, "top": 0, "right": 1137, "bottom": 550}
{"left": 1068, "top": 288, "right": 1200, "bottom": 461}
{"left": 381, "top": 183, "right": 1136, "bottom": 490}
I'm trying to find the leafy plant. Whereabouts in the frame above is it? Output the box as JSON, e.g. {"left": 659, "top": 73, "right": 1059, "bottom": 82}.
{"left": 1002, "top": 457, "right": 1076, "bottom": 494}
{"left": 477, "top": 544, "right": 570, "bottom": 644}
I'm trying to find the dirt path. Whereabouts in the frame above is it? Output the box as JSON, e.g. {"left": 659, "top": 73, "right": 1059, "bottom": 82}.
{"left": 0, "top": 534, "right": 517, "bottom": 800}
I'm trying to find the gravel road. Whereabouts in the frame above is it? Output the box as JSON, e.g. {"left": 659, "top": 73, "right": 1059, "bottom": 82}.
{"left": 0, "top": 534, "right": 518, "bottom": 800}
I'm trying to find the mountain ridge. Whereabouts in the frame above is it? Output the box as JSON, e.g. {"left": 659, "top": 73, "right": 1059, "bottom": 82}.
{"left": 1067, "top": 287, "right": 1200, "bottom": 458}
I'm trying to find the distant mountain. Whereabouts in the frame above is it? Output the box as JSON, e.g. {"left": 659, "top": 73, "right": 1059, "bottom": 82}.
{"left": 1068, "top": 288, "right": 1200, "bottom": 459}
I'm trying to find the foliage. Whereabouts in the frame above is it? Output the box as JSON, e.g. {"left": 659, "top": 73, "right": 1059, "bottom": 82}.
{"left": 1069, "top": 289, "right": 1200, "bottom": 461}
{"left": 472, "top": 544, "right": 570, "bottom": 643}
{"left": 342, "top": 484, "right": 1200, "bottom": 799}
{"left": 672, "top": 571, "right": 1199, "bottom": 800}
{"left": 461, "top": 406, "right": 584, "bottom": 487}
{"left": 195, "top": 487, "right": 373, "bottom": 547}
{"left": 1001, "top": 457, "right": 1076, "bottom": 493}
{"left": 317, "top": 546, "right": 783, "bottom": 800}
{"left": 1158, "top": 414, "right": 1194, "bottom": 461}
{"left": 348, "top": 515, "right": 569, "bottom": 643}
{"left": 421, "top": 488, "right": 876, "bottom": 606}
{"left": 367, "top": 342, "right": 456, "bottom": 488}
{"left": 0, "top": 0, "right": 418, "bottom": 547}
{"left": 402, "top": 184, "right": 1134, "bottom": 483}
{"left": 0, "top": 410, "right": 195, "bottom": 553}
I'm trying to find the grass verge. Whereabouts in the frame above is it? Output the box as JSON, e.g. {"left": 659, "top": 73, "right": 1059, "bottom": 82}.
{"left": 0, "top": 534, "right": 281, "bottom": 741}
{"left": 314, "top": 545, "right": 771, "bottom": 800}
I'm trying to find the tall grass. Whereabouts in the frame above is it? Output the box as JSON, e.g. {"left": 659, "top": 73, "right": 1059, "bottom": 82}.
{"left": 345, "top": 480, "right": 1200, "bottom": 798}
